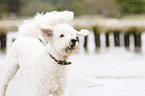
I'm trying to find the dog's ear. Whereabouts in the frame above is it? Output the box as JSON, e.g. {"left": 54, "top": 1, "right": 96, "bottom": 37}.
{"left": 76, "top": 29, "right": 89, "bottom": 36}
{"left": 37, "top": 24, "right": 53, "bottom": 41}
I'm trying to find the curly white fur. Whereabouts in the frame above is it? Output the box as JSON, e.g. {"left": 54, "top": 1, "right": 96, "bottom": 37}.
{"left": 0, "top": 11, "right": 89, "bottom": 96}
{"left": 18, "top": 11, "right": 74, "bottom": 39}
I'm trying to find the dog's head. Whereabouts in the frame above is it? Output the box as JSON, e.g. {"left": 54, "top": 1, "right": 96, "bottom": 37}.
{"left": 38, "top": 24, "right": 89, "bottom": 55}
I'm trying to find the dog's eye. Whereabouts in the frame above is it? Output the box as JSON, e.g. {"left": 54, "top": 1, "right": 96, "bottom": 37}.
{"left": 60, "top": 34, "right": 64, "bottom": 37}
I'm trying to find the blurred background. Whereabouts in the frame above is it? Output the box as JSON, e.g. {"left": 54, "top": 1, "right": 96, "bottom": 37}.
{"left": 1, "top": 0, "right": 145, "bottom": 96}
{"left": 0, "top": 0, "right": 145, "bottom": 17}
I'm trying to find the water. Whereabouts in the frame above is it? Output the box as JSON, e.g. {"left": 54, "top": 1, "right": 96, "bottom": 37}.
{"left": 69, "top": 49, "right": 145, "bottom": 96}
{"left": 1, "top": 32, "right": 145, "bottom": 96}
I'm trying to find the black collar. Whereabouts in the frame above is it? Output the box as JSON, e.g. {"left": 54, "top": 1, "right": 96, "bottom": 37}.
{"left": 49, "top": 53, "right": 71, "bottom": 65}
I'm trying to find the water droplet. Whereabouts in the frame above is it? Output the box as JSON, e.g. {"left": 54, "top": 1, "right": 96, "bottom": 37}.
{"left": 141, "top": 17, "right": 143, "bottom": 19}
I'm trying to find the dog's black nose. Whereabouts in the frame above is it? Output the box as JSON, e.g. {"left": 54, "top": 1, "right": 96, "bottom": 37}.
{"left": 71, "top": 39, "right": 77, "bottom": 44}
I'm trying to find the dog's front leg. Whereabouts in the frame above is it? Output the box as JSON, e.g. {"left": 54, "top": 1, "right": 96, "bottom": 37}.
{"left": 53, "top": 89, "right": 67, "bottom": 96}
{"left": 32, "top": 89, "right": 50, "bottom": 96}
{"left": 53, "top": 93, "right": 67, "bottom": 96}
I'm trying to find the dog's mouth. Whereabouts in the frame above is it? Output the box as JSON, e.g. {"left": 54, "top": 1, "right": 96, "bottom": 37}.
{"left": 67, "top": 45, "right": 75, "bottom": 51}
{"left": 66, "top": 41, "right": 78, "bottom": 53}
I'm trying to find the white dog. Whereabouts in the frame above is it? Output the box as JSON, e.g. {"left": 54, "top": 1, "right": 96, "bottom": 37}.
{"left": 0, "top": 11, "right": 89, "bottom": 96}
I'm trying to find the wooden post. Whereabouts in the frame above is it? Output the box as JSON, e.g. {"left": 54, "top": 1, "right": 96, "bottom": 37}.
{"left": 0, "top": 33, "right": 7, "bottom": 51}
{"left": 133, "top": 32, "right": 141, "bottom": 47}
{"left": 93, "top": 26, "right": 100, "bottom": 49}
{"left": 84, "top": 36, "right": 88, "bottom": 51}
{"left": 76, "top": 37, "right": 79, "bottom": 42}
{"left": 105, "top": 32, "right": 109, "bottom": 47}
{"left": 114, "top": 31, "right": 120, "bottom": 46}
{"left": 133, "top": 31, "right": 141, "bottom": 52}
{"left": 124, "top": 32, "right": 130, "bottom": 48}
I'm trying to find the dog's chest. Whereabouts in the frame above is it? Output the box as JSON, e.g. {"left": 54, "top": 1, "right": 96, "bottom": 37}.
{"left": 45, "top": 63, "right": 69, "bottom": 92}
{"left": 32, "top": 52, "right": 69, "bottom": 92}
{"left": 49, "top": 62, "right": 69, "bottom": 83}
